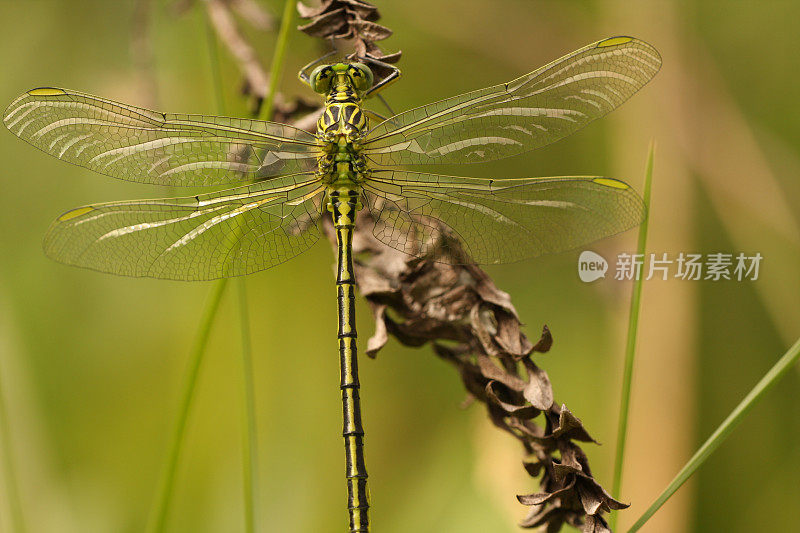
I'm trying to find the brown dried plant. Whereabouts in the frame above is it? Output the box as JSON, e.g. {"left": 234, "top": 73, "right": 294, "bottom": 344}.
{"left": 175, "top": 0, "right": 274, "bottom": 104}
{"left": 297, "top": 0, "right": 401, "bottom": 86}
{"left": 321, "top": 210, "right": 627, "bottom": 533}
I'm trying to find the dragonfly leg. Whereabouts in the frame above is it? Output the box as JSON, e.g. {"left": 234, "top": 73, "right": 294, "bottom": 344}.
{"left": 298, "top": 48, "right": 339, "bottom": 86}
{"left": 375, "top": 93, "right": 396, "bottom": 118}
{"left": 317, "top": 153, "right": 334, "bottom": 177}
{"left": 362, "top": 57, "right": 402, "bottom": 98}
{"left": 329, "top": 187, "right": 370, "bottom": 533}
{"left": 362, "top": 108, "right": 389, "bottom": 125}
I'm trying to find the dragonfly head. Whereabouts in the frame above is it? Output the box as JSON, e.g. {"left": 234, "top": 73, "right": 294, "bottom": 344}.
{"left": 308, "top": 62, "right": 373, "bottom": 95}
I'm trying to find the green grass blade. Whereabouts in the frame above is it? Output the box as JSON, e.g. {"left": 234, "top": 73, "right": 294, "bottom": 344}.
{"left": 238, "top": 278, "right": 258, "bottom": 533}
{"left": 259, "top": 0, "right": 296, "bottom": 121}
{"left": 203, "top": 12, "right": 261, "bottom": 532}
{"left": 147, "top": 3, "right": 295, "bottom": 530}
{"left": 628, "top": 335, "right": 800, "bottom": 532}
{"left": 204, "top": 11, "right": 267, "bottom": 531}
{"left": 146, "top": 278, "right": 228, "bottom": 533}
{"left": 209, "top": 1, "right": 299, "bottom": 528}
{"left": 610, "top": 141, "right": 655, "bottom": 530}
{"left": 204, "top": 9, "right": 227, "bottom": 116}
{"left": 146, "top": 14, "right": 242, "bottom": 530}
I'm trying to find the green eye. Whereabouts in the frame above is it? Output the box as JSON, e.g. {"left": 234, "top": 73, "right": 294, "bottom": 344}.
{"left": 348, "top": 63, "right": 373, "bottom": 92}
{"left": 309, "top": 66, "right": 333, "bottom": 94}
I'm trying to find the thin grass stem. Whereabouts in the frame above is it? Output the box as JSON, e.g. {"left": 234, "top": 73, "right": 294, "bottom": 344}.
{"left": 205, "top": 11, "right": 227, "bottom": 116}
{"left": 205, "top": 3, "right": 300, "bottom": 529}
{"left": 259, "top": 0, "right": 296, "bottom": 121}
{"left": 146, "top": 278, "right": 228, "bottom": 533}
{"left": 145, "top": 15, "right": 240, "bottom": 531}
{"left": 627, "top": 335, "right": 800, "bottom": 532}
{"left": 610, "top": 141, "right": 655, "bottom": 530}
{"left": 204, "top": 13, "right": 260, "bottom": 532}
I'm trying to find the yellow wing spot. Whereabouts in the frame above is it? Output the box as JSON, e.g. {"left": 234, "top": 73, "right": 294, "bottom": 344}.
{"left": 58, "top": 206, "right": 94, "bottom": 221}
{"left": 593, "top": 178, "right": 629, "bottom": 189}
{"left": 28, "top": 87, "right": 66, "bottom": 96}
{"left": 597, "top": 36, "right": 633, "bottom": 48}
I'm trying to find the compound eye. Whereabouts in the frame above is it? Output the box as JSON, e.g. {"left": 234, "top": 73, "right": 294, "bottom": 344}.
{"left": 348, "top": 63, "right": 373, "bottom": 92}
{"left": 309, "top": 65, "right": 333, "bottom": 93}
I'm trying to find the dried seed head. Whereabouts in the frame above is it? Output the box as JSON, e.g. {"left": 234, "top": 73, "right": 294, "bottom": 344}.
{"left": 298, "top": 0, "right": 401, "bottom": 85}
{"left": 323, "top": 208, "right": 627, "bottom": 531}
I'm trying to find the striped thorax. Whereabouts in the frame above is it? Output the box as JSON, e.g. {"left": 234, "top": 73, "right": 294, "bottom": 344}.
{"left": 307, "top": 62, "right": 372, "bottom": 211}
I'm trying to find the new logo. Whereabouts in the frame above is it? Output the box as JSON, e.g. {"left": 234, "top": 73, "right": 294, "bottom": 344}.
{"left": 578, "top": 251, "right": 608, "bottom": 282}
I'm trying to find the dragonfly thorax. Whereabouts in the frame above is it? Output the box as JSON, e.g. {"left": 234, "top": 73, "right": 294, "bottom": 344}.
{"left": 316, "top": 98, "right": 367, "bottom": 142}
{"left": 310, "top": 63, "right": 372, "bottom": 142}
{"left": 312, "top": 63, "right": 371, "bottom": 190}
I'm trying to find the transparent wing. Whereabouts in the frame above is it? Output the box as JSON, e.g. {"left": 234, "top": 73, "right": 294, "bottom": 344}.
{"left": 362, "top": 170, "right": 644, "bottom": 264}
{"left": 44, "top": 173, "right": 324, "bottom": 280}
{"left": 4, "top": 88, "right": 321, "bottom": 186}
{"left": 363, "top": 37, "right": 661, "bottom": 166}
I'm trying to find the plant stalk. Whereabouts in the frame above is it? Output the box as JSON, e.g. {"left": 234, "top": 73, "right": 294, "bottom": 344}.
{"left": 260, "top": 0, "right": 296, "bottom": 121}
{"left": 611, "top": 141, "right": 655, "bottom": 530}
{"left": 628, "top": 335, "right": 800, "bottom": 532}
{"left": 146, "top": 278, "right": 228, "bottom": 533}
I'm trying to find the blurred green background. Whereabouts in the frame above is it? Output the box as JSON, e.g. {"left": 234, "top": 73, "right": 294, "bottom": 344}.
{"left": 1, "top": 1, "right": 799, "bottom": 532}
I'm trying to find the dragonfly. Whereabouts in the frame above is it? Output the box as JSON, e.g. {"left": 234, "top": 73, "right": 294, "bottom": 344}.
{"left": 4, "top": 35, "right": 660, "bottom": 532}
